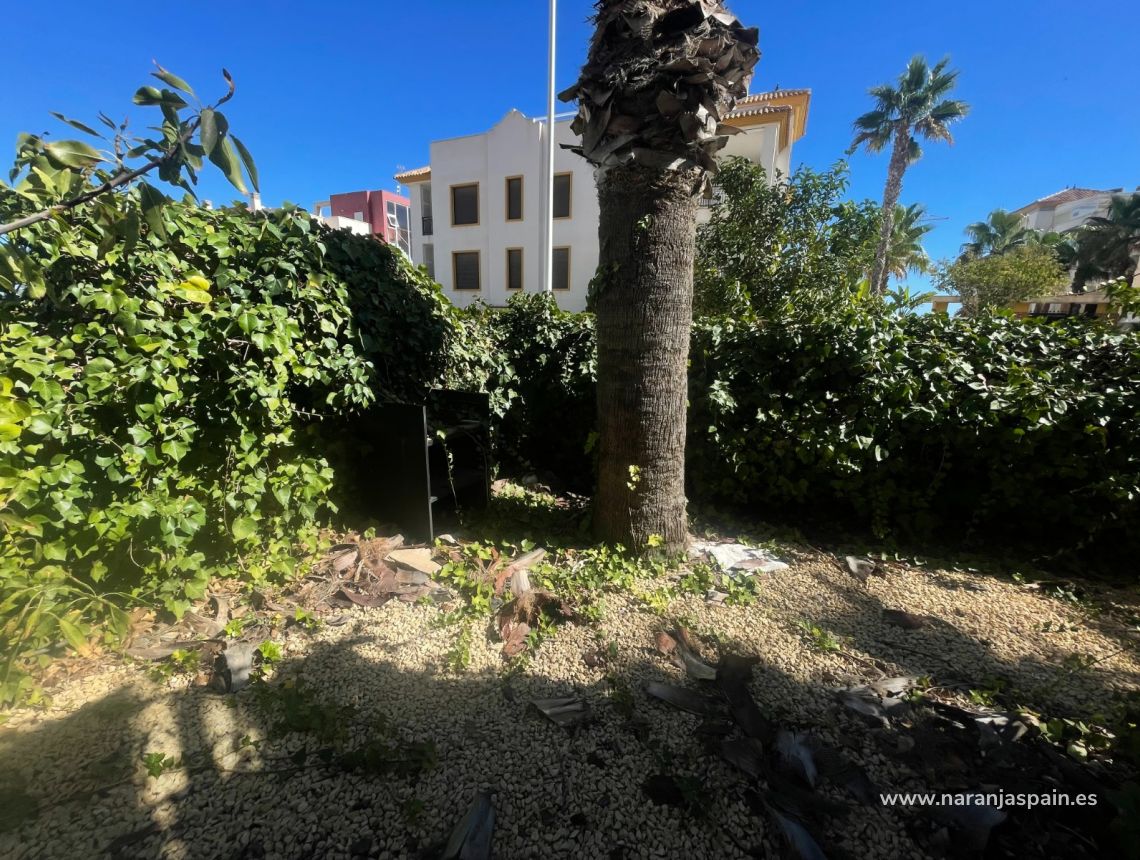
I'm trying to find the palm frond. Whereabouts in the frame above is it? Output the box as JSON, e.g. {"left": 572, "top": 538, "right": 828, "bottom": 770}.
{"left": 914, "top": 117, "right": 955, "bottom": 144}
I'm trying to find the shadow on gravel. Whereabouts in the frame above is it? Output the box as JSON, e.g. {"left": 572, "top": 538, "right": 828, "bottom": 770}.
{"left": 0, "top": 603, "right": 1134, "bottom": 860}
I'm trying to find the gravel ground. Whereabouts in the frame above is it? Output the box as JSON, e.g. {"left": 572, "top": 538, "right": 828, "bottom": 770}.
{"left": 1, "top": 546, "right": 1137, "bottom": 860}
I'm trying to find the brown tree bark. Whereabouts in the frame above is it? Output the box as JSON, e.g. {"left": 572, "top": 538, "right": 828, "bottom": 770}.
{"left": 592, "top": 164, "right": 701, "bottom": 551}
{"left": 870, "top": 123, "right": 912, "bottom": 295}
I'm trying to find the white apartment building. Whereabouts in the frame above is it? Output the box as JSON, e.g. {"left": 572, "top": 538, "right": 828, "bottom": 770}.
{"left": 1013, "top": 187, "right": 1128, "bottom": 234}
{"left": 395, "top": 89, "right": 811, "bottom": 312}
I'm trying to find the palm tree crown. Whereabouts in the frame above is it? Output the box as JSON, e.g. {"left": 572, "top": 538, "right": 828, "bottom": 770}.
{"left": 851, "top": 55, "right": 969, "bottom": 295}
{"left": 885, "top": 203, "right": 934, "bottom": 279}
{"left": 1075, "top": 192, "right": 1140, "bottom": 282}
{"left": 960, "top": 209, "right": 1033, "bottom": 258}
{"left": 851, "top": 56, "right": 970, "bottom": 164}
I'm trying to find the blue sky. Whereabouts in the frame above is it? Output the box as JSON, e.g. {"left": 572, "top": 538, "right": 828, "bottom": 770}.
{"left": 4, "top": 0, "right": 1137, "bottom": 284}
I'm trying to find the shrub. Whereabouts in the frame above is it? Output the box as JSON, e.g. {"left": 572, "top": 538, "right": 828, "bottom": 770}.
{"left": 479, "top": 294, "right": 596, "bottom": 489}
{"left": 694, "top": 158, "right": 880, "bottom": 318}
{"left": 688, "top": 307, "right": 1140, "bottom": 561}
{"left": 0, "top": 195, "right": 457, "bottom": 703}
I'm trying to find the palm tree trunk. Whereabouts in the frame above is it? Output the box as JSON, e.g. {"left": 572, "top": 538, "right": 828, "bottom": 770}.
{"left": 593, "top": 164, "right": 700, "bottom": 552}
{"left": 870, "top": 125, "right": 911, "bottom": 295}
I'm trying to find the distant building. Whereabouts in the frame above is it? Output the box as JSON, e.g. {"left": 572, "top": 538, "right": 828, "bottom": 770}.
{"left": 931, "top": 290, "right": 1113, "bottom": 320}
{"left": 313, "top": 189, "right": 412, "bottom": 257}
{"left": 1013, "top": 187, "right": 1125, "bottom": 234}
{"left": 394, "top": 89, "right": 811, "bottom": 311}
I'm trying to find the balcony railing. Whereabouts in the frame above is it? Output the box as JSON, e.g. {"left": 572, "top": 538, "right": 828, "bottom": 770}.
{"left": 422, "top": 215, "right": 433, "bottom": 236}
{"left": 699, "top": 185, "right": 725, "bottom": 208}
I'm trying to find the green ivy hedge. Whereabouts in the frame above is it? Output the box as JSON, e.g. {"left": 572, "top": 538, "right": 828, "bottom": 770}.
{"left": 688, "top": 308, "right": 1140, "bottom": 559}
{"left": 0, "top": 198, "right": 460, "bottom": 702}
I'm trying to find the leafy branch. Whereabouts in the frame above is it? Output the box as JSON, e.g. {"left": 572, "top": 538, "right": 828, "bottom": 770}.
{"left": 0, "top": 62, "right": 257, "bottom": 240}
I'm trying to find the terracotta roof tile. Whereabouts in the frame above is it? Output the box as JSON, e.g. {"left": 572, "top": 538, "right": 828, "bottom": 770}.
{"left": 1013, "top": 187, "right": 1120, "bottom": 215}
{"left": 734, "top": 89, "right": 811, "bottom": 105}
{"left": 394, "top": 165, "right": 431, "bottom": 183}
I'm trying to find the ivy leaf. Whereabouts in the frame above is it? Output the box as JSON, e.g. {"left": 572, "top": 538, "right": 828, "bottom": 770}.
{"left": 43, "top": 140, "right": 103, "bottom": 170}
{"left": 161, "top": 439, "right": 190, "bottom": 462}
{"left": 231, "top": 517, "right": 257, "bottom": 541}
{"left": 151, "top": 64, "right": 196, "bottom": 98}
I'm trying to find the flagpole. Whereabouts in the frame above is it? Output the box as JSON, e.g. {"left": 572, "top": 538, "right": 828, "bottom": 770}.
{"left": 543, "top": 0, "right": 556, "bottom": 293}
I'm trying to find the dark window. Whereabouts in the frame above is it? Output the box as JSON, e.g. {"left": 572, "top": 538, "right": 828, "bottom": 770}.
{"left": 453, "top": 251, "right": 480, "bottom": 291}
{"left": 451, "top": 184, "right": 479, "bottom": 226}
{"left": 553, "top": 247, "right": 570, "bottom": 291}
{"left": 553, "top": 173, "right": 572, "bottom": 219}
{"left": 506, "top": 177, "right": 523, "bottom": 221}
{"left": 506, "top": 248, "right": 523, "bottom": 290}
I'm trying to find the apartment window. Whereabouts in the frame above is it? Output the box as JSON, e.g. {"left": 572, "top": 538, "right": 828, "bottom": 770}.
{"left": 553, "top": 173, "right": 572, "bottom": 219}
{"left": 506, "top": 248, "right": 523, "bottom": 291}
{"left": 451, "top": 183, "right": 479, "bottom": 226}
{"left": 452, "top": 251, "right": 480, "bottom": 291}
{"left": 353, "top": 210, "right": 365, "bottom": 222}
{"left": 552, "top": 246, "right": 570, "bottom": 291}
{"left": 506, "top": 176, "right": 523, "bottom": 221}
{"left": 420, "top": 184, "right": 434, "bottom": 235}
{"left": 422, "top": 244, "right": 435, "bottom": 281}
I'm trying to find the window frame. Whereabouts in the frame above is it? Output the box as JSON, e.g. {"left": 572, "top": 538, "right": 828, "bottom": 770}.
{"left": 505, "top": 175, "right": 524, "bottom": 222}
{"left": 552, "top": 246, "right": 571, "bottom": 291}
{"left": 450, "top": 182, "right": 480, "bottom": 227}
{"left": 553, "top": 172, "right": 572, "bottom": 220}
{"left": 452, "top": 250, "right": 481, "bottom": 291}
{"left": 505, "top": 247, "right": 524, "bottom": 291}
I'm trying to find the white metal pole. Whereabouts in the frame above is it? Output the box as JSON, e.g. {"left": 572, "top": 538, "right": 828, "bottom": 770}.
{"left": 543, "top": 0, "right": 557, "bottom": 293}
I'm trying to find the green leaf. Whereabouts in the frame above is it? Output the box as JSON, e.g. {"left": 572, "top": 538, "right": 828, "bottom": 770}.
{"left": 42, "top": 140, "right": 102, "bottom": 169}
{"left": 107, "top": 605, "right": 131, "bottom": 640}
{"left": 133, "top": 86, "right": 165, "bottom": 106}
{"left": 161, "top": 439, "right": 190, "bottom": 462}
{"left": 199, "top": 108, "right": 219, "bottom": 156}
{"left": 231, "top": 517, "right": 257, "bottom": 541}
{"left": 50, "top": 113, "right": 101, "bottom": 138}
{"left": 138, "top": 182, "right": 169, "bottom": 241}
{"left": 208, "top": 137, "right": 247, "bottom": 194}
{"left": 56, "top": 617, "right": 89, "bottom": 654}
{"left": 230, "top": 135, "right": 259, "bottom": 193}
{"left": 152, "top": 64, "right": 196, "bottom": 97}
{"left": 174, "top": 288, "right": 212, "bottom": 304}
{"left": 133, "top": 86, "right": 187, "bottom": 110}
{"left": 0, "top": 423, "right": 21, "bottom": 441}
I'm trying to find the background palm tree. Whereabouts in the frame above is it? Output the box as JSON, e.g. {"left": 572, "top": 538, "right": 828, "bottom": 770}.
{"left": 884, "top": 202, "right": 934, "bottom": 280}
{"left": 1074, "top": 192, "right": 1140, "bottom": 285}
{"left": 561, "top": 0, "right": 760, "bottom": 551}
{"left": 851, "top": 55, "right": 969, "bottom": 295}
{"left": 960, "top": 209, "right": 1033, "bottom": 258}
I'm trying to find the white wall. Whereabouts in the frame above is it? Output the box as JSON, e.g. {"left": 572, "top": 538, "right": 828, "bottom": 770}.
{"left": 318, "top": 215, "right": 371, "bottom": 235}
{"left": 404, "top": 110, "right": 788, "bottom": 312}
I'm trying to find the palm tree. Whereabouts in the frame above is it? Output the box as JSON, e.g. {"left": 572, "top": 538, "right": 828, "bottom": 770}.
{"left": 851, "top": 55, "right": 969, "bottom": 294}
{"left": 1075, "top": 192, "right": 1140, "bottom": 286}
{"left": 884, "top": 202, "right": 933, "bottom": 281}
{"left": 560, "top": 0, "right": 760, "bottom": 551}
{"left": 960, "top": 209, "right": 1033, "bottom": 258}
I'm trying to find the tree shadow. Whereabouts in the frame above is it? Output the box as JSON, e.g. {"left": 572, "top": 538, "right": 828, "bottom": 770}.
{"left": 0, "top": 575, "right": 1134, "bottom": 860}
